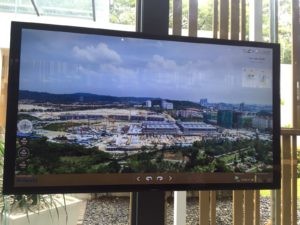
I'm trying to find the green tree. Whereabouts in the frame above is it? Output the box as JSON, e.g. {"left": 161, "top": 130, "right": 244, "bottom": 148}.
{"left": 109, "top": 0, "right": 291, "bottom": 64}
{"left": 278, "top": 0, "right": 292, "bottom": 64}
{"left": 214, "top": 158, "right": 231, "bottom": 172}
{"left": 108, "top": 160, "right": 121, "bottom": 173}
{"left": 110, "top": 0, "right": 136, "bottom": 25}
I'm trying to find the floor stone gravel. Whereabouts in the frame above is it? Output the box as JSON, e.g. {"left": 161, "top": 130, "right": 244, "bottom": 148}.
{"left": 82, "top": 196, "right": 277, "bottom": 225}
{"left": 83, "top": 197, "right": 130, "bottom": 225}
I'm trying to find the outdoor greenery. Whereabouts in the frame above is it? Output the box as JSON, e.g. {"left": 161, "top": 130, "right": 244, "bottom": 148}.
{"left": 0, "top": 140, "right": 67, "bottom": 224}
{"left": 110, "top": 0, "right": 136, "bottom": 25}
{"left": 277, "top": 0, "right": 292, "bottom": 64}
{"left": 109, "top": 0, "right": 292, "bottom": 64}
{"left": 20, "top": 137, "right": 272, "bottom": 175}
{"left": 43, "top": 122, "right": 81, "bottom": 132}
{"left": 0, "top": 140, "right": 4, "bottom": 210}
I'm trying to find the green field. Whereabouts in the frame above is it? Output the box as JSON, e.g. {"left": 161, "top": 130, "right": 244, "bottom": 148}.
{"left": 43, "top": 122, "right": 81, "bottom": 131}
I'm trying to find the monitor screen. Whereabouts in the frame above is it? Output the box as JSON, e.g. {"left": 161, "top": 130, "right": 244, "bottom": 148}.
{"left": 3, "top": 22, "right": 280, "bottom": 194}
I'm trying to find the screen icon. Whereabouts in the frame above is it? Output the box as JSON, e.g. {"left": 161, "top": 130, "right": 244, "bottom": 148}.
{"left": 17, "top": 119, "right": 33, "bottom": 134}
{"left": 18, "top": 147, "right": 30, "bottom": 158}
{"left": 156, "top": 176, "right": 163, "bottom": 181}
{"left": 18, "top": 137, "right": 29, "bottom": 146}
{"left": 17, "top": 161, "right": 27, "bottom": 170}
{"left": 234, "top": 175, "right": 240, "bottom": 180}
{"left": 145, "top": 176, "right": 153, "bottom": 182}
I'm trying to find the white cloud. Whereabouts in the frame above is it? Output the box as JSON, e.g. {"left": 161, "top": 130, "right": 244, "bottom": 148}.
{"left": 147, "top": 54, "right": 177, "bottom": 71}
{"left": 73, "top": 43, "right": 122, "bottom": 64}
{"left": 77, "top": 65, "right": 99, "bottom": 76}
{"left": 100, "top": 63, "right": 136, "bottom": 76}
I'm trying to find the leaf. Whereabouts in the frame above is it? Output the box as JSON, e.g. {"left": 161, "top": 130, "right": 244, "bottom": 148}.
{"left": 63, "top": 194, "right": 68, "bottom": 224}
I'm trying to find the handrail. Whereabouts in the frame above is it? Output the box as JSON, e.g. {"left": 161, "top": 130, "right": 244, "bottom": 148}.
{"left": 281, "top": 128, "right": 300, "bottom": 135}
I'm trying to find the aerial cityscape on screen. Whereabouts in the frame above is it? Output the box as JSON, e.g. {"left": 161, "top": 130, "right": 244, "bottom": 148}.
{"left": 15, "top": 29, "right": 274, "bottom": 180}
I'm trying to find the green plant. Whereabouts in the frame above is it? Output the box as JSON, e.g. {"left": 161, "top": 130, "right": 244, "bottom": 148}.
{"left": 0, "top": 140, "right": 68, "bottom": 225}
{"left": 0, "top": 140, "right": 4, "bottom": 197}
{"left": 0, "top": 139, "right": 7, "bottom": 224}
{"left": 3, "top": 194, "right": 68, "bottom": 223}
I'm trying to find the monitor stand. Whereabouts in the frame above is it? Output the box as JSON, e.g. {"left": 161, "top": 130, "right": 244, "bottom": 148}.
{"left": 130, "top": 191, "right": 165, "bottom": 225}
{"left": 131, "top": 1, "right": 169, "bottom": 224}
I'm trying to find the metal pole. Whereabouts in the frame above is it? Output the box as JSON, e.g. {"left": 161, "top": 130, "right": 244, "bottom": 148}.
{"left": 131, "top": 1, "right": 169, "bottom": 224}
{"left": 270, "top": 0, "right": 278, "bottom": 43}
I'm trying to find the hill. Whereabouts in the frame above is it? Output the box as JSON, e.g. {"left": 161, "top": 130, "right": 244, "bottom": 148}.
{"left": 19, "top": 90, "right": 201, "bottom": 109}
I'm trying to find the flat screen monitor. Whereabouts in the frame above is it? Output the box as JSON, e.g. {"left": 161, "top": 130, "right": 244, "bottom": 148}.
{"left": 3, "top": 21, "right": 280, "bottom": 194}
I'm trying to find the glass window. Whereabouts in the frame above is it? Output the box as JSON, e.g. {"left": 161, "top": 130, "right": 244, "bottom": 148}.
{"left": 0, "top": 0, "right": 35, "bottom": 14}
{"left": 0, "top": 0, "right": 136, "bottom": 48}
{"left": 0, "top": 0, "right": 136, "bottom": 26}
{"left": 35, "top": 0, "right": 93, "bottom": 19}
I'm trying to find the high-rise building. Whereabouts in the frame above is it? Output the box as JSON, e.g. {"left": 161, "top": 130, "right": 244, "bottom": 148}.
{"left": 203, "top": 111, "right": 218, "bottom": 124}
{"left": 217, "top": 110, "right": 233, "bottom": 128}
{"left": 200, "top": 98, "right": 208, "bottom": 107}
{"left": 239, "top": 102, "right": 245, "bottom": 111}
{"left": 146, "top": 100, "right": 152, "bottom": 108}
{"left": 161, "top": 100, "right": 173, "bottom": 110}
{"left": 233, "top": 111, "right": 243, "bottom": 128}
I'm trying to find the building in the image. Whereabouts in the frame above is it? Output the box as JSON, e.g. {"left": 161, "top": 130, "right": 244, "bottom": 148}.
{"left": 176, "top": 122, "right": 217, "bottom": 135}
{"left": 146, "top": 116, "right": 165, "bottom": 121}
{"left": 145, "top": 100, "right": 152, "bottom": 108}
{"left": 175, "top": 109, "right": 202, "bottom": 118}
{"left": 130, "top": 115, "right": 146, "bottom": 121}
{"left": 203, "top": 111, "right": 218, "bottom": 124}
{"left": 59, "top": 114, "right": 104, "bottom": 120}
{"left": 217, "top": 110, "right": 233, "bottom": 128}
{"left": 200, "top": 98, "right": 208, "bottom": 107}
{"left": 232, "top": 111, "right": 243, "bottom": 128}
{"left": 161, "top": 100, "right": 173, "bottom": 110}
{"left": 108, "top": 115, "right": 130, "bottom": 121}
{"left": 252, "top": 116, "right": 273, "bottom": 130}
{"left": 142, "top": 121, "right": 179, "bottom": 134}
{"left": 239, "top": 102, "right": 245, "bottom": 111}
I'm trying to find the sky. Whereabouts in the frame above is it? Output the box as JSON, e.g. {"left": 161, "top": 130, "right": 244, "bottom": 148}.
{"left": 19, "top": 28, "right": 274, "bottom": 105}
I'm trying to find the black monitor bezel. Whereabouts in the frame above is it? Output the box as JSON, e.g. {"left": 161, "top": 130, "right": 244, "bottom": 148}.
{"left": 3, "top": 21, "right": 281, "bottom": 194}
